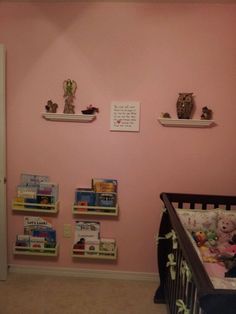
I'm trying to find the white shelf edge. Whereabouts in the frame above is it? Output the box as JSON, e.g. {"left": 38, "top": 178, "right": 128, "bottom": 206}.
{"left": 12, "top": 207, "right": 58, "bottom": 214}
{"left": 42, "top": 113, "right": 96, "bottom": 122}
{"left": 13, "top": 243, "right": 59, "bottom": 257}
{"left": 158, "top": 118, "right": 215, "bottom": 128}
{"left": 72, "top": 246, "right": 117, "bottom": 260}
{"left": 72, "top": 204, "right": 118, "bottom": 216}
{"left": 12, "top": 200, "right": 59, "bottom": 214}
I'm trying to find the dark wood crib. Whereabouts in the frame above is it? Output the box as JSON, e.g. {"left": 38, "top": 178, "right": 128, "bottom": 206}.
{"left": 154, "top": 192, "right": 236, "bottom": 314}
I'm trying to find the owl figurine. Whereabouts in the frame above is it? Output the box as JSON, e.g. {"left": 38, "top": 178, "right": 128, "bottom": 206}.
{"left": 176, "top": 93, "right": 194, "bottom": 119}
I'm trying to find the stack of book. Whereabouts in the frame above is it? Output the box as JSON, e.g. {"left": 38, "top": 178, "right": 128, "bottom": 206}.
{"left": 14, "top": 173, "right": 59, "bottom": 209}
{"left": 15, "top": 216, "right": 57, "bottom": 250}
{"left": 75, "top": 178, "right": 117, "bottom": 209}
{"left": 73, "top": 221, "right": 116, "bottom": 257}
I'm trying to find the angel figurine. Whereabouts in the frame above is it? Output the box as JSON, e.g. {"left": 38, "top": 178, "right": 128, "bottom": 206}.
{"left": 63, "top": 79, "right": 77, "bottom": 114}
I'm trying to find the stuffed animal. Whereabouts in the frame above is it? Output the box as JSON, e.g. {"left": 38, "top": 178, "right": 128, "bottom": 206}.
{"left": 222, "top": 245, "right": 236, "bottom": 255}
{"left": 229, "top": 234, "right": 236, "bottom": 245}
{"left": 192, "top": 230, "right": 218, "bottom": 262}
{"left": 205, "top": 230, "right": 218, "bottom": 247}
{"left": 217, "top": 213, "right": 236, "bottom": 245}
{"left": 217, "top": 253, "right": 236, "bottom": 277}
{"left": 192, "top": 230, "right": 207, "bottom": 247}
{"left": 199, "top": 245, "right": 218, "bottom": 263}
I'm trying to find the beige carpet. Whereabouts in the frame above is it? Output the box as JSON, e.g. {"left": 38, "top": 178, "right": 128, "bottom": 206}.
{"left": 0, "top": 273, "right": 167, "bottom": 314}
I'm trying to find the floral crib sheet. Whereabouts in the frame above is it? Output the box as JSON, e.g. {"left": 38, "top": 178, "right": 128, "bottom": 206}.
{"left": 177, "top": 208, "right": 236, "bottom": 290}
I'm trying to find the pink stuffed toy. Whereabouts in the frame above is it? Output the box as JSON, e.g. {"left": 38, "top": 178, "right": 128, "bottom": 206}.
{"left": 222, "top": 245, "right": 236, "bottom": 255}
{"left": 217, "top": 213, "right": 236, "bottom": 246}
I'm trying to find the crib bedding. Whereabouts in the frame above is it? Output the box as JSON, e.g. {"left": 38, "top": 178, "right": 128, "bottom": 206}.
{"left": 154, "top": 193, "right": 236, "bottom": 314}
{"left": 177, "top": 208, "right": 236, "bottom": 289}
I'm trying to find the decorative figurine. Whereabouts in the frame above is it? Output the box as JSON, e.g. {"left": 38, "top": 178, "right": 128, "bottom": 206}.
{"left": 63, "top": 79, "right": 77, "bottom": 114}
{"left": 45, "top": 100, "right": 58, "bottom": 113}
{"left": 176, "top": 93, "right": 194, "bottom": 119}
{"left": 201, "top": 106, "right": 212, "bottom": 120}
{"left": 161, "top": 112, "right": 171, "bottom": 118}
{"left": 81, "top": 105, "right": 99, "bottom": 115}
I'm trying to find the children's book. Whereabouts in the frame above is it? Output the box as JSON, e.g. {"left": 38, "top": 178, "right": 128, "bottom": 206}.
{"left": 29, "top": 236, "right": 45, "bottom": 249}
{"left": 15, "top": 235, "right": 30, "bottom": 247}
{"left": 75, "top": 188, "right": 96, "bottom": 206}
{"left": 100, "top": 238, "right": 116, "bottom": 252}
{"left": 92, "top": 178, "right": 118, "bottom": 193}
{"left": 85, "top": 240, "right": 100, "bottom": 255}
{"left": 74, "top": 221, "right": 100, "bottom": 245}
{"left": 38, "top": 182, "right": 59, "bottom": 202}
{"left": 36, "top": 195, "right": 53, "bottom": 208}
{"left": 20, "top": 173, "right": 49, "bottom": 186}
{"left": 24, "top": 216, "right": 53, "bottom": 235}
{"left": 95, "top": 192, "right": 117, "bottom": 207}
{"left": 32, "top": 229, "right": 56, "bottom": 248}
{"left": 17, "top": 186, "right": 37, "bottom": 199}
{"left": 16, "top": 174, "right": 58, "bottom": 205}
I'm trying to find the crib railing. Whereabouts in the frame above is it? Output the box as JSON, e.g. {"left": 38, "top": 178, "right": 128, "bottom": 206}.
{"left": 154, "top": 192, "right": 236, "bottom": 314}
{"left": 165, "top": 242, "right": 202, "bottom": 314}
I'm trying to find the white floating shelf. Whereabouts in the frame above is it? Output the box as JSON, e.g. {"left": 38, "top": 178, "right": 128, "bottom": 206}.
{"left": 12, "top": 200, "right": 59, "bottom": 214}
{"left": 42, "top": 113, "right": 96, "bottom": 122}
{"left": 72, "top": 246, "right": 117, "bottom": 260}
{"left": 72, "top": 204, "right": 119, "bottom": 216}
{"left": 13, "top": 243, "right": 59, "bottom": 257}
{"left": 158, "top": 118, "right": 214, "bottom": 128}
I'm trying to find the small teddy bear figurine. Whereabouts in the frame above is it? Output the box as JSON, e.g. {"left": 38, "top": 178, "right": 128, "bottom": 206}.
{"left": 201, "top": 106, "right": 212, "bottom": 120}
{"left": 161, "top": 112, "right": 171, "bottom": 118}
{"left": 45, "top": 100, "right": 58, "bottom": 113}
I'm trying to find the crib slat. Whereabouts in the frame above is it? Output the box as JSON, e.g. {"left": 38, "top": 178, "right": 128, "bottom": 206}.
{"left": 202, "top": 203, "right": 207, "bottom": 209}
{"left": 178, "top": 201, "right": 183, "bottom": 208}
{"left": 190, "top": 202, "right": 195, "bottom": 209}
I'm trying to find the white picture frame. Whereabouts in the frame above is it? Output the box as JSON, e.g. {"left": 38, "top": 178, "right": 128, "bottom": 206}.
{"left": 110, "top": 101, "right": 140, "bottom": 132}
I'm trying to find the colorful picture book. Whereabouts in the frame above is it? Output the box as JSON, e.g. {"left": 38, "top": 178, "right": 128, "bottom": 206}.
{"left": 75, "top": 189, "right": 96, "bottom": 207}
{"left": 15, "top": 216, "right": 56, "bottom": 249}
{"left": 75, "top": 178, "right": 117, "bottom": 208}
{"left": 73, "top": 220, "right": 116, "bottom": 256}
{"left": 14, "top": 173, "right": 59, "bottom": 208}
{"left": 21, "top": 173, "right": 49, "bottom": 186}
{"left": 100, "top": 238, "right": 116, "bottom": 252}
{"left": 92, "top": 178, "right": 117, "bottom": 193}
{"left": 74, "top": 221, "right": 100, "bottom": 242}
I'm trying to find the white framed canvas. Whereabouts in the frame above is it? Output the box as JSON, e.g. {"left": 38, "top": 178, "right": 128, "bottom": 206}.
{"left": 110, "top": 101, "right": 140, "bottom": 132}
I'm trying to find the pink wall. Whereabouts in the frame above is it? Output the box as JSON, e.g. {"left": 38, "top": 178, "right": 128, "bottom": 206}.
{"left": 0, "top": 2, "right": 236, "bottom": 273}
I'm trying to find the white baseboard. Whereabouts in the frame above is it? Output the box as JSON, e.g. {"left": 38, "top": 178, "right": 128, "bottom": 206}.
{"left": 9, "top": 264, "right": 158, "bottom": 282}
